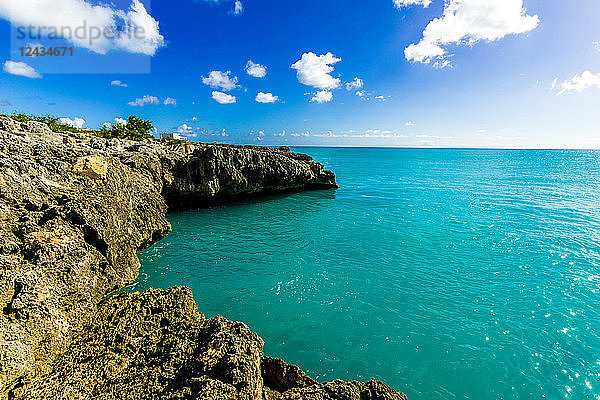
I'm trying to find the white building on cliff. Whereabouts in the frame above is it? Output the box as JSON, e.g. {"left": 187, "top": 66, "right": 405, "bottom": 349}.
{"left": 160, "top": 132, "right": 188, "bottom": 141}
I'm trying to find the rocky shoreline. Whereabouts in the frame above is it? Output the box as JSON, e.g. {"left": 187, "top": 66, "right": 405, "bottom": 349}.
{"left": 0, "top": 116, "right": 406, "bottom": 399}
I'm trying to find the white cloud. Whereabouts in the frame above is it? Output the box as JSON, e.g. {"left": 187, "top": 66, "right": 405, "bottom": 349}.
{"left": 202, "top": 71, "right": 239, "bottom": 91}
{"left": 557, "top": 71, "right": 600, "bottom": 95}
{"left": 3, "top": 61, "right": 42, "bottom": 79}
{"left": 177, "top": 124, "right": 193, "bottom": 133}
{"left": 212, "top": 91, "right": 236, "bottom": 104}
{"left": 291, "top": 131, "right": 310, "bottom": 137}
{"left": 0, "top": 0, "right": 164, "bottom": 56}
{"left": 310, "top": 90, "right": 333, "bottom": 103}
{"left": 416, "top": 135, "right": 457, "bottom": 139}
{"left": 115, "top": 117, "right": 127, "bottom": 125}
{"left": 356, "top": 90, "right": 366, "bottom": 98}
{"left": 405, "top": 0, "right": 539, "bottom": 65}
{"left": 113, "top": 0, "right": 165, "bottom": 56}
{"left": 255, "top": 92, "right": 279, "bottom": 103}
{"left": 406, "top": 121, "right": 416, "bottom": 127}
{"left": 233, "top": 1, "right": 243, "bottom": 15}
{"left": 59, "top": 117, "right": 86, "bottom": 128}
{"left": 197, "top": 128, "right": 228, "bottom": 137}
{"left": 594, "top": 42, "right": 600, "bottom": 52}
{"left": 127, "top": 95, "right": 160, "bottom": 106}
{"left": 374, "top": 95, "right": 387, "bottom": 101}
{"left": 291, "top": 52, "right": 341, "bottom": 90}
{"left": 306, "top": 129, "right": 407, "bottom": 139}
{"left": 346, "top": 77, "right": 364, "bottom": 91}
{"left": 364, "top": 129, "right": 393, "bottom": 135}
{"left": 111, "top": 80, "right": 128, "bottom": 87}
{"left": 163, "top": 97, "right": 177, "bottom": 106}
{"left": 245, "top": 60, "right": 267, "bottom": 78}
{"left": 393, "top": 0, "right": 431, "bottom": 8}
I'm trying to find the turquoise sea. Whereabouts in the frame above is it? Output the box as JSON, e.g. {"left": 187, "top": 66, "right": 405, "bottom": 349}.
{"left": 131, "top": 148, "right": 600, "bottom": 400}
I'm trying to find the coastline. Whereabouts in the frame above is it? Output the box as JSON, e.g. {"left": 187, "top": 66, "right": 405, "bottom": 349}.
{"left": 0, "top": 116, "right": 405, "bottom": 399}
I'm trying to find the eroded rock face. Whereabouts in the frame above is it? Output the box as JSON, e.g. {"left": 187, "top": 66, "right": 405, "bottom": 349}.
{"left": 0, "top": 117, "right": 405, "bottom": 399}
{"left": 162, "top": 143, "right": 338, "bottom": 209}
{"left": 0, "top": 119, "right": 171, "bottom": 395}
{"left": 24, "top": 287, "right": 264, "bottom": 400}
{"left": 24, "top": 288, "right": 406, "bottom": 400}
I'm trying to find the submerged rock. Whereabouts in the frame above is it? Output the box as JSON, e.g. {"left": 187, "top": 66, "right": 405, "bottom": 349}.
{"left": 0, "top": 117, "right": 405, "bottom": 399}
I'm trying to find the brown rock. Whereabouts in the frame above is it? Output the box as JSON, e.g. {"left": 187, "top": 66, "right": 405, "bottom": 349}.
{"left": 73, "top": 156, "right": 108, "bottom": 179}
{"left": 23, "top": 288, "right": 407, "bottom": 400}
{"left": 23, "top": 287, "right": 264, "bottom": 400}
{"left": 63, "top": 135, "right": 75, "bottom": 146}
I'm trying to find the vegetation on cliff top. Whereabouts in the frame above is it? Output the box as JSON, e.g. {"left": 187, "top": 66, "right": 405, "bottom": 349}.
{"left": 96, "top": 116, "right": 154, "bottom": 141}
{"left": 4, "top": 113, "right": 155, "bottom": 141}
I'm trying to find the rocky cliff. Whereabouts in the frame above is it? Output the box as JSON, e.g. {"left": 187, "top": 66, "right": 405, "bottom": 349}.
{"left": 0, "top": 116, "right": 406, "bottom": 399}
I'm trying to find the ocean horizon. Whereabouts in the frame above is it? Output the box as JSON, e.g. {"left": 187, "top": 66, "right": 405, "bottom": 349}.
{"left": 267, "top": 146, "right": 600, "bottom": 150}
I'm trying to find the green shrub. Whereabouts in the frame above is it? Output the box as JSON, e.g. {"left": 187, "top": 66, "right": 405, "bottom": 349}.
{"left": 8, "top": 113, "right": 83, "bottom": 134}
{"left": 98, "top": 116, "right": 154, "bottom": 141}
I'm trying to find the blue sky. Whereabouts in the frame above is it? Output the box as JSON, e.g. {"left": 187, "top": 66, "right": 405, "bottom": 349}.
{"left": 0, "top": 0, "right": 599, "bottom": 148}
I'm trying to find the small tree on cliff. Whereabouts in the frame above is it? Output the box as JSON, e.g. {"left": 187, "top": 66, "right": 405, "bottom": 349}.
{"left": 99, "top": 116, "right": 154, "bottom": 141}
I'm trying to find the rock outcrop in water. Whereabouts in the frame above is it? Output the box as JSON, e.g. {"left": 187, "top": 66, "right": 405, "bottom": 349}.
{"left": 162, "top": 143, "right": 338, "bottom": 209}
{"left": 0, "top": 116, "right": 405, "bottom": 399}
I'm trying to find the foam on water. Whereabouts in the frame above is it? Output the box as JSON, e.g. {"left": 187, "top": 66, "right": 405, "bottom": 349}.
{"left": 130, "top": 148, "right": 600, "bottom": 400}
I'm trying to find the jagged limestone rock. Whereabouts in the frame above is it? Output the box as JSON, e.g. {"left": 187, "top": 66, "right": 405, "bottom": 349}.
{"left": 0, "top": 124, "right": 171, "bottom": 396}
{"left": 24, "top": 288, "right": 406, "bottom": 400}
{"left": 161, "top": 143, "right": 338, "bottom": 209}
{"left": 24, "top": 287, "right": 264, "bottom": 400}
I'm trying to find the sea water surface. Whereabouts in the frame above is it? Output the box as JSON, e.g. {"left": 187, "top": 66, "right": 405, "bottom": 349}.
{"left": 130, "top": 148, "right": 600, "bottom": 400}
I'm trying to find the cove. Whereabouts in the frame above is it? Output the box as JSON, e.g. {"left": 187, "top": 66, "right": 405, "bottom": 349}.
{"left": 132, "top": 148, "right": 600, "bottom": 400}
